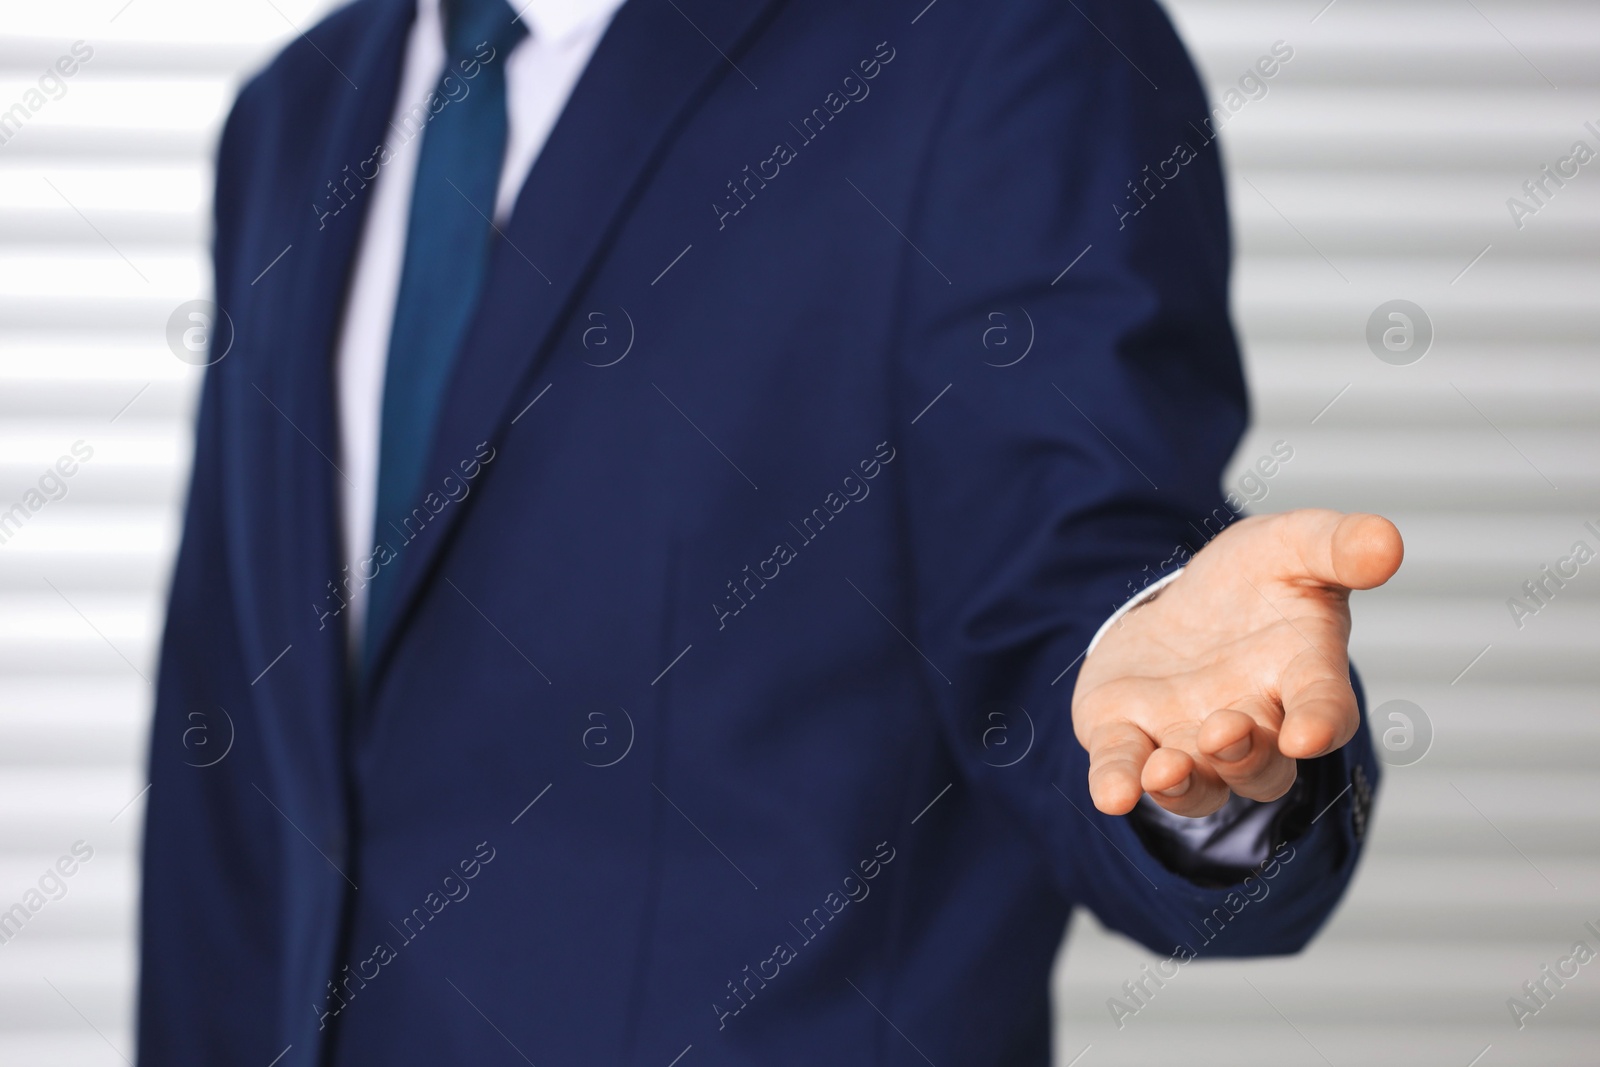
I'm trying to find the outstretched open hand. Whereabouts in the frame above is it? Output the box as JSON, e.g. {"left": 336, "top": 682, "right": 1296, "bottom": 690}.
{"left": 1073, "top": 510, "right": 1404, "bottom": 817}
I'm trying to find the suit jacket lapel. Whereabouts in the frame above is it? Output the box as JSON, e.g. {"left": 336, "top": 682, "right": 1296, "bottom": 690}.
{"left": 217, "top": 2, "right": 416, "bottom": 1049}
{"left": 361, "top": 0, "right": 789, "bottom": 690}
{"left": 228, "top": 0, "right": 413, "bottom": 770}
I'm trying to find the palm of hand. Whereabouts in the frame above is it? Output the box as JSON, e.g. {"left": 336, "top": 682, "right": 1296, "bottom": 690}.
{"left": 1072, "top": 510, "right": 1404, "bottom": 817}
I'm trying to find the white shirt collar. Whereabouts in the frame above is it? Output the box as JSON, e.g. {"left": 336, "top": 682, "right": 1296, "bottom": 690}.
{"left": 416, "top": 0, "right": 627, "bottom": 48}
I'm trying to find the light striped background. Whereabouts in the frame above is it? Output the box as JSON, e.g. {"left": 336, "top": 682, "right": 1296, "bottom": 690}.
{"left": 1055, "top": 3, "right": 1600, "bottom": 1066}
{"left": 0, "top": 1, "right": 1595, "bottom": 1065}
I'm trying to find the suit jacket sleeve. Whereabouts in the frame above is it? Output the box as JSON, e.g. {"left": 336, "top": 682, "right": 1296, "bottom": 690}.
{"left": 888, "top": 0, "right": 1377, "bottom": 956}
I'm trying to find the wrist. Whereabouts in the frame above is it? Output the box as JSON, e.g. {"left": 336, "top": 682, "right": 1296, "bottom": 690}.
{"left": 1086, "top": 567, "right": 1184, "bottom": 658}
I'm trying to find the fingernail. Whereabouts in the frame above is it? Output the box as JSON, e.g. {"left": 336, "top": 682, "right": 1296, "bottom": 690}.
{"left": 1214, "top": 736, "right": 1252, "bottom": 763}
{"left": 1157, "top": 777, "right": 1191, "bottom": 798}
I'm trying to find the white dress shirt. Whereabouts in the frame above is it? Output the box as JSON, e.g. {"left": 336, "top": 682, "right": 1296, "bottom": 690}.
{"left": 328, "top": 0, "right": 1293, "bottom": 866}
{"left": 334, "top": 0, "right": 627, "bottom": 639}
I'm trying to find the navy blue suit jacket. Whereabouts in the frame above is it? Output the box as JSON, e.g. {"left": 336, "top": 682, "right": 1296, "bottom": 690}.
{"left": 138, "top": 0, "right": 1378, "bottom": 1063}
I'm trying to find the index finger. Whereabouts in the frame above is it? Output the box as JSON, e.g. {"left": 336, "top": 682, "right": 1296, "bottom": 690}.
{"left": 1277, "top": 644, "right": 1360, "bottom": 760}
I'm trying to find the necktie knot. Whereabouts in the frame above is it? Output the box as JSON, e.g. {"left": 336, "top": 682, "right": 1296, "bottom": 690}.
{"left": 443, "top": 0, "right": 527, "bottom": 63}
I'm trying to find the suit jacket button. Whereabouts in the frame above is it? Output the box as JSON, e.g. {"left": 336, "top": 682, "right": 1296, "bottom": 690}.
{"left": 1349, "top": 764, "right": 1372, "bottom": 842}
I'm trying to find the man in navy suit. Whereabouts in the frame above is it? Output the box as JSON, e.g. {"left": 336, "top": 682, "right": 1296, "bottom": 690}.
{"left": 139, "top": 0, "right": 1402, "bottom": 1063}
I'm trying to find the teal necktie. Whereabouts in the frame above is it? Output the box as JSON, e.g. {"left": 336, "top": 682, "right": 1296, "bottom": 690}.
{"left": 366, "top": 0, "right": 527, "bottom": 662}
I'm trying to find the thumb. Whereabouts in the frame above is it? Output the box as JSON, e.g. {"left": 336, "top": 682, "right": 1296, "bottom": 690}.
{"left": 1329, "top": 512, "right": 1404, "bottom": 589}
{"left": 1281, "top": 510, "right": 1404, "bottom": 591}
